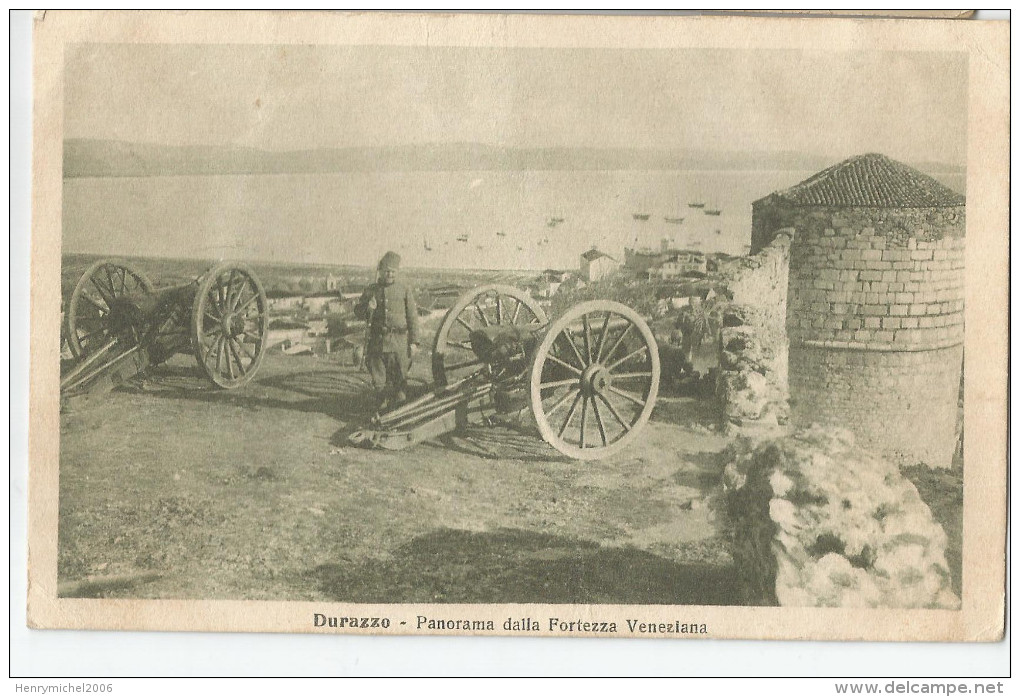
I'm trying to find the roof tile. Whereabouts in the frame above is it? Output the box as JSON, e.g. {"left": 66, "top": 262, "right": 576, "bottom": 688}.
{"left": 770, "top": 153, "right": 965, "bottom": 208}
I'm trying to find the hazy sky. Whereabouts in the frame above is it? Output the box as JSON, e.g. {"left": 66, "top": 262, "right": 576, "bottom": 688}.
{"left": 65, "top": 44, "right": 968, "bottom": 166}
{"left": 62, "top": 44, "right": 968, "bottom": 268}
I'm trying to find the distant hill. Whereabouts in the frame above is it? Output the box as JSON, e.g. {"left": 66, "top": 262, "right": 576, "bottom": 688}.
{"left": 62, "top": 138, "right": 967, "bottom": 179}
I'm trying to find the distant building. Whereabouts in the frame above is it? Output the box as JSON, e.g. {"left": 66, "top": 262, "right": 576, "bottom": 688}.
{"left": 579, "top": 248, "right": 620, "bottom": 282}
{"left": 534, "top": 269, "right": 571, "bottom": 299}
{"left": 304, "top": 292, "right": 343, "bottom": 315}
{"left": 648, "top": 251, "right": 708, "bottom": 280}
{"left": 266, "top": 290, "right": 304, "bottom": 312}
{"left": 625, "top": 237, "right": 698, "bottom": 275}
{"left": 325, "top": 274, "right": 342, "bottom": 292}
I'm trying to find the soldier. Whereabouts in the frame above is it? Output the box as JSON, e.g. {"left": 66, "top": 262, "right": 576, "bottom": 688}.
{"left": 354, "top": 251, "right": 420, "bottom": 411}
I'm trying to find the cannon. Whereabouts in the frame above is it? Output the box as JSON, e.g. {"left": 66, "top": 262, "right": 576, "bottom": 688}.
{"left": 60, "top": 259, "right": 269, "bottom": 404}
{"left": 350, "top": 285, "right": 660, "bottom": 460}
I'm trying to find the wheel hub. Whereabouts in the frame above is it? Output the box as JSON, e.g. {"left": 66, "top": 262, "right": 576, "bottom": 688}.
{"left": 580, "top": 363, "right": 611, "bottom": 397}
{"left": 220, "top": 312, "right": 244, "bottom": 337}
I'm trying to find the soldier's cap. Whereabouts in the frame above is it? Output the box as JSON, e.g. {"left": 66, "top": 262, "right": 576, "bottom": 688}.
{"left": 378, "top": 251, "right": 401, "bottom": 270}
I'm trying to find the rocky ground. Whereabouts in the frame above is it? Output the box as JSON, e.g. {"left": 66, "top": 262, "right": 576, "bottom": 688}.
{"left": 58, "top": 351, "right": 739, "bottom": 604}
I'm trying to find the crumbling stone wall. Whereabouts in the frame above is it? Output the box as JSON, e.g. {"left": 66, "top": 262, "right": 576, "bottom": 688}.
{"left": 716, "top": 233, "right": 791, "bottom": 434}
{"left": 753, "top": 200, "right": 965, "bottom": 468}
{"left": 724, "top": 426, "right": 960, "bottom": 608}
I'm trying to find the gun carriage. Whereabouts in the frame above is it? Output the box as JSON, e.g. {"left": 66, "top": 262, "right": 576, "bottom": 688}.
{"left": 60, "top": 260, "right": 270, "bottom": 403}
{"left": 351, "top": 285, "right": 660, "bottom": 460}
{"left": 60, "top": 263, "right": 659, "bottom": 460}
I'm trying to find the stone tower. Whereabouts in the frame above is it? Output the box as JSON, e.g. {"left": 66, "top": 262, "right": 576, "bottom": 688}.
{"left": 752, "top": 154, "right": 965, "bottom": 468}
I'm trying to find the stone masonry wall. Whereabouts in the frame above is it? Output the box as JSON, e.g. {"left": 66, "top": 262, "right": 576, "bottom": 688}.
{"left": 789, "top": 344, "right": 962, "bottom": 469}
{"left": 751, "top": 200, "right": 965, "bottom": 468}
{"left": 785, "top": 213, "right": 965, "bottom": 351}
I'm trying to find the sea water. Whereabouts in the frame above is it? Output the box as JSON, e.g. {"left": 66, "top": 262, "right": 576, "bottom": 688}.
{"left": 62, "top": 169, "right": 966, "bottom": 270}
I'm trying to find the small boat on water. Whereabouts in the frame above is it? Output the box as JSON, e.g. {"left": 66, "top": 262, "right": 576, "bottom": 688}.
{"left": 664, "top": 216, "right": 685, "bottom": 224}
{"left": 704, "top": 208, "right": 722, "bottom": 216}
{"left": 688, "top": 202, "right": 706, "bottom": 209}
{"left": 547, "top": 217, "right": 565, "bottom": 227}
{"left": 496, "top": 231, "right": 507, "bottom": 237}
{"left": 456, "top": 234, "right": 469, "bottom": 243}
{"left": 632, "top": 213, "right": 651, "bottom": 221}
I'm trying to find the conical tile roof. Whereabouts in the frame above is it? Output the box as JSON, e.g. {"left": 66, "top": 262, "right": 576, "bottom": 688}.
{"left": 771, "top": 153, "right": 965, "bottom": 207}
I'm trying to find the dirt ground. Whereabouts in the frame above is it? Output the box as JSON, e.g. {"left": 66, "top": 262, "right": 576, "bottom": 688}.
{"left": 58, "top": 351, "right": 740, "bottom": 604}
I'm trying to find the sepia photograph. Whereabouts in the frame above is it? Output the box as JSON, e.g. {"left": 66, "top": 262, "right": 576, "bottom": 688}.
{"left": 26, "top": 11, "right": 1007, "bottom": 643}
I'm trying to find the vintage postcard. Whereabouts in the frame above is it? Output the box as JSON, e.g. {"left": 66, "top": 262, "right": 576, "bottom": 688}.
{"left": 27, "top": 11, "right": 1007, "bottom": 641}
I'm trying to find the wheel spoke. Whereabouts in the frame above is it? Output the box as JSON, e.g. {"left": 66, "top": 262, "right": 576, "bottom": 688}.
{"left": 446, "top": 358, "right": 483, "bottom": 371}
{"left": 218, "top": 275, "right": 234, "bottom": 313}
{"left": 90, "top": 277, "right": 115, "bottom": 305}
{"left": 544, "top": 385, "right": 579, "bottom": 418}
{"left": 447, "top": 340, "right": 474, "bottom": 351}
{"left": 602, "top": 323, "right": 633, "bottom": 365}
{"left": 225, "top": 270, "right": 240, "bottom": 309}
{"left": 204, "top": 310, "right": 221, "bottom": 324}
{"left": 232, "top": 276, "right": 250, "bottom": 312}
{"left": 204, "top": 333, "right": 221, "bottom": 366}
{"left": 545, "top": 353, "right": 583, "bottom": 376}
{"left": 558, "top": 329, "right": 587, "bottom": 369}
{"left": 557, "top": 391, "right": 583, "bottom": 438}
{"left": 227, "top": 338, "right": 246, "bottom": 376}
{"left": 595, "top": 311, "right": 612, "bottom": 363}
{"left": 540, "top": 378, "right": 579, "bottom": 391}
{"left": 236, "top": 291, "right": 259, "bottom": 313}
{"left": 608, "top": 344, "right": 649, "bottom": 371}
{"left": 511, "top": 299, "right": 522, "bottom": 325}
{"left": 597, "top": 392, "right": 631, "bottom": 432}
{"left": 118, "top": 268, "right": 127, "bottom": 294}
{"left": 74, "top": 329, "right": 103, "bottom": 342}
{"left": 591, "top": 396, "right": 608, "bottom": 446}
{"left": 234, "top": 337, "right": 255, "bottom": 361}
{"left": 224, "top": 338, "right": 236, "bottom": 379}
{"left": 495, "top": 295, "right": 503, "bottom": 324}
{"left": 474, "top": 302, "right": 490, "bottom": 327}
{"left": 456, "top": 316, "right": 473, "bottom": 333}
{"left": 79, "top": 293, "right": 108, "bottom": 314}
{"left": 104, "top": 266, "right": 118, "bottom": 298}
{"left": 583, "top": 313, "right": 593, "bottom": 364}
{"left": 611, "top": 371, "right": 653, "bottom": 380}
{"left": 609, "top": 386, "right": 646, "bottom": 408}
{"left": 579, "top": 395, "right": 589, "bottom": 448}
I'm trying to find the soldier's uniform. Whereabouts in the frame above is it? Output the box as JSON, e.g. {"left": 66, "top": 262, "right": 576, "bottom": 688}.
{"left": 354, "top": 252, "right": 419, "bottom": 408}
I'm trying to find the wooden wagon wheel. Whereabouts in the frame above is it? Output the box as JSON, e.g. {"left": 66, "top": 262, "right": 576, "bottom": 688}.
{"left": 191, "top": 262, "right": 269, "bottom": 389}
{"left": 431, "top": 284, "right": 547, "bottom": 386}
{"left": 529, "top": 300, "right": 660, "bottom": 460}
{"left": 63, "top": 260, "right": 154, "bottom": 359}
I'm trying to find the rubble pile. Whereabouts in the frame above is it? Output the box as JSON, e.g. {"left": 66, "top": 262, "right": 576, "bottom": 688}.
{"left": 723, "top": 426, "right": 960, "bottom": 609}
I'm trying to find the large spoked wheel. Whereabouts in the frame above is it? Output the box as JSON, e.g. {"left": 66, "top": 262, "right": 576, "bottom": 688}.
{"left": 191, "top": 263, "right": 269, "bottom": 389}
{"left": 432, "top": 284, "right": 547, "bottom": 386}
{"left": 64, "top": 260, "right": 154, "bottom": 359}
{"left": 530, "top": 300, "right": 660, "bottom": 460}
